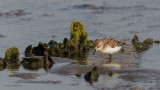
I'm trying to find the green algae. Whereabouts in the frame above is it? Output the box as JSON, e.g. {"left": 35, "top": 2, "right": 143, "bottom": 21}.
{"left": 4, "top": 47, "right": 20, "bottom": 64}
{"left": 132, "top": 34, "right": 139, "bottom": 44}
{"left": 132, "top": 35, "right": 154, "bottom": 53}
{"left": 134, "top": 42, "right": 150, "bottom": 53}
{"left": 143, "top": 38, "right": 153, "bottom": 45}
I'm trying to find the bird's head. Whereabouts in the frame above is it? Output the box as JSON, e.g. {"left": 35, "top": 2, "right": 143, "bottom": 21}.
{"left": 93, "top": 40, "right": 102, "bottom": 55}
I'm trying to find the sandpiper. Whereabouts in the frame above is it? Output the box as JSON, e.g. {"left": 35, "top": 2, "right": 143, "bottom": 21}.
{"left": 93, "top": 37, "right": 124, "bottom": 61}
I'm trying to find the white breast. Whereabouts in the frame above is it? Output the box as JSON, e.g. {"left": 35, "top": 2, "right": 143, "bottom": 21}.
{"left": 101, "top": 46, "right": 121, "bottom": 54}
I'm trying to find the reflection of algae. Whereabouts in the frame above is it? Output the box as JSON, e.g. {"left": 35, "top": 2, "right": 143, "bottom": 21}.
{"left": 21, "top": 56, "right": 54, "bottom": 71}
{"left": 7, "top": 64, "right": 20, "bottom": 70}
{"left": 21, "top": 57, "right": 43, "bottom": 71}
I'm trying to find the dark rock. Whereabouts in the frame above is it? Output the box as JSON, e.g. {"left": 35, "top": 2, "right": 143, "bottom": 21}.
{"left": 154, "top": 40, "right": 160, "bottom": 44}
{"left": 76, "top": 73, "right": 81, "bottom": 77}
{"left": 0, "top": 58, "right": 7, "bottom": 70}
{"left": 85, "top": 66, "right": 99, "bottom": 83}
{"left": 108, "top": 70, "right": 113, "bottom": 77}
{"left": 25, "top": 45, "right": 32, "bottom": 57}
{"left": 63, "top": 38, "right": 69, "bottom": 48}
{"left": 32, "top": 42, "right": 48, "bottom": 56}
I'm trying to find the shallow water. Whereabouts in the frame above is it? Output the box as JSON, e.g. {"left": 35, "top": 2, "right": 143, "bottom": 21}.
{"left": 0, "top": 0, "right": 160, "bottom": 89}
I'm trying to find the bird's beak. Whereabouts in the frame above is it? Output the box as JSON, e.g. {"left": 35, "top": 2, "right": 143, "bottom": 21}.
{"left": 93, "top": 49, "right": 96, "bottom": 55}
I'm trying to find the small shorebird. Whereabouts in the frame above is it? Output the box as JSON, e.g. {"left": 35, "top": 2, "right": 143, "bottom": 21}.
{"left": 93, "top": 37, "right": 124, "bottom": 61}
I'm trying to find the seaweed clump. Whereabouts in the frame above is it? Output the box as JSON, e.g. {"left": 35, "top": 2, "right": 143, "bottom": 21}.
{"left": 4, "top": 47, "right": 20, "bottom": 65}
{"left": 132, "top": 35, "right": 153, "bottom": 53}
{"left": 49, "top": 21, "right": 94, "bottom": 57}
{"left": 24, "top": 21, "right": 94, "bottom": 59}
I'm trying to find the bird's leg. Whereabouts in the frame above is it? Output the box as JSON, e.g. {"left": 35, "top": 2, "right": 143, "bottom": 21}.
{"left": 108, "top": 54, "right": 112, "bottom": 63}
{"left": 109, "top": 54, "right": 112, "bottom": 59}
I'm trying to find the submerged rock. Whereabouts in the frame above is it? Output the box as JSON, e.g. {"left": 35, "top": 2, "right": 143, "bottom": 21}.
{"left": 85, "top": 66, "right": 99, "bottom": 83}
{"left": 4, "top": 47, "right": 20, "bottom": 64}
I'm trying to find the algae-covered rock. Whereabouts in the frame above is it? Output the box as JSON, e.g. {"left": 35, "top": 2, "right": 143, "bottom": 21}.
{"left": 4, "top": 47, "right": 20, "bottom": 64}
{"left": 25, "top": 45, "right": 32, "bottom": 57}
{"left": 56, "top": 43, "right": 65, "bottom": 55}
{"left": 70, "top": 20, "right": 94, "bottom": 51}
{"left": 24, "top": 21, "right": 93, "bottom": 60}
{"left": 65, "top": 39, "right": 79, "bottom": 55}
{"left": 32, "top": 42, "right": 48, "bottom": 56}
{"left": 134, "top": 42, "right": 150, "bottom": 53}
{"left": 49, "top": 46, "right": 57, "bottom": 56}
{"left": 0, "top": 57, "right": 7, "bottom": 66}
{"left": 132, "top": 34, "right": 139, "bottom": 44}
{"left": 48, "top": 40, "right": 58, "bottom": 47}
{"left": 143, "top": 38, "right": 153, "bottom": 45}
{"left": 85, "top": 66, "right": 99, "bottom": 83}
